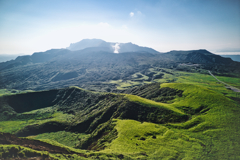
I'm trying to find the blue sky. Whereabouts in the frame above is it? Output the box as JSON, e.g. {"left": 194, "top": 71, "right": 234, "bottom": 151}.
{"left": 0, "top": 0, "right": 239, "bottom": 55}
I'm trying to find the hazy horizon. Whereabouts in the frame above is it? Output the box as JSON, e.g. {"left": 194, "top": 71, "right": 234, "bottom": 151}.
{"left": 0, "top": 38, "right": 240, "bottom": 57}
{"left": 0, "top": 0, "right": 240, "bottom": 55}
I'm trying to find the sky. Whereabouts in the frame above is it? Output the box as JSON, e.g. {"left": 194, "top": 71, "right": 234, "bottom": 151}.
{"left": 0, "top": 0, "right": 240, "bottom": 55}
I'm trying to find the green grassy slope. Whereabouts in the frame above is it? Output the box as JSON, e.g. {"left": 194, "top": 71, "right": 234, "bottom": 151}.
{"left": 0, "top": 72, "right": 240, "bottom": 159}
{"left": 115, "top": 67, "right": 240, "bottom": 99}
{"left": 97, "top": 83, "right": 240, "bottom": 159}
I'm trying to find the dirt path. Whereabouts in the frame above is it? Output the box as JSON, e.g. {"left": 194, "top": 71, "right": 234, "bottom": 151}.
{"left": 208, "top": 71, "right": 240, "bottom": 93}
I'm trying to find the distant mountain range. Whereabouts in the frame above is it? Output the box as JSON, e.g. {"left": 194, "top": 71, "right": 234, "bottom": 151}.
{"left": 220, "top": 55, "right": 240, "bottom": 62}
{"left": 0, "top": 54, "right": 22, "bottom": 63}
{"left": 0, "top": 39, "right": 239, "bottom": 91}
{"left": 66, "top": 39, "right": 160, "bottom": 54}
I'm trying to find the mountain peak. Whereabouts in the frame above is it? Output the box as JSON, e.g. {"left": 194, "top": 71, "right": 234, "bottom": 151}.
{"left": 67, "top": 39, "right": 108, "bottom": 51}
{"left": 66, "top": 39, "right": 160, "bottom": 54}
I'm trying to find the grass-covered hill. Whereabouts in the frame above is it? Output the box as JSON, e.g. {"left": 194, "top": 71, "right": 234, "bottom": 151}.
{"left": 1, "top": 73, "right": 240, "bottom": 159}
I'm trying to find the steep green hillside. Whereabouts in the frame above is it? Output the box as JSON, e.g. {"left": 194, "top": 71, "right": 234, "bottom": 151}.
{"left": 0, "top": 77, "right": 240, "bottom": 159}
{"left": 0, "top": 86, "right": 188, "bottom": 136}
{"left": 94, "top": 83, "right": 240, "bottom": 159}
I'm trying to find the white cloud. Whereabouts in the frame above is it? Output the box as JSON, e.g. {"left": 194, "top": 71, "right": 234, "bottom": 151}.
{"left": 130, "top": 12, "right": 134, "bottom": 17}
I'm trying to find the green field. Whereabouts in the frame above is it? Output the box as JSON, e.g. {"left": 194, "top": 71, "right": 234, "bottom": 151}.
{"left": 99, "top": 83, "right": 240, "bottom": 159}
{"left": 1, "top": 69, "right": 240, "bottom": 159}
{"left": 108, "top": 67, "right": 240, "bottom": 98}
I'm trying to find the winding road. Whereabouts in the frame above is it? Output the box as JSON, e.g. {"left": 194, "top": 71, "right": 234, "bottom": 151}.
{"left": 208, "top": 71, "right": 240, "bottom": 93}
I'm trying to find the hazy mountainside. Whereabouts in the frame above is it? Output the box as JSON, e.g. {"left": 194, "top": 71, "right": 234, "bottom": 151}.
{"left": 0, "top": 82, "right": 239, "bottom": 159}
{"left": 117, "top": 42, "right": 159, "bottom": 54}
{"left": 0, "top": 49, "right": 71, "bottom": 70}
{"left": 0, "top": 51, "right": 158, "bottom": 91}
{"left": 0, "top": 54, "right": 21, "bottom": 63}
{"left": 164, "top": 49, "right": 233, "bottom": 64}
{"left": 0, "top": 42, "right": 239, "bottom": 92}
{"left": 67, "top": 39, "right": 110, "bottom": 51}
{"left": 67, "top": 39, "right": 160, "bottom": 54}
{"left": 221, "top": 55, "right": 240, "bottom": 62}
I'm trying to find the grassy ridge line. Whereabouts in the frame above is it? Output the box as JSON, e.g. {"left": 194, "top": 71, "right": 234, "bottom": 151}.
{"left": 31, "top": 131, "right": 89, "bottom": 148}
{"left": 100, "top": 83, "right": 240, "bottom": 159}
{"left": 0, "top": 144, "right": 52, "bottom": 159}
{"left": 161, "top": 83, "right": 234, "bottom": 109}
{"left": 161, "top": 83, "right": 240, "bottom": 159}
{"left": 0, "top": 136, "right": 123, "bottom": 159}
{"left": 124, "top": 94, "right": 184, "bottom": 114}
{"left": 0, "top": 144, "right": 91, "bottom": 160}
{"left": 0, "top": 89, "right": 34, "bottom": 96}
{"left": 0, "top": 111, "right": 72, "bottom": 132}
{"left": 1, "top": 85, "right": 188, "bottom": 137}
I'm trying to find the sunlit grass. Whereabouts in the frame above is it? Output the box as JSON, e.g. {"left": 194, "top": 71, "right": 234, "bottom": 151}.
{"left": 102, "top": 119, "right": 203, "bottom": 159}
{"left": 0, "top": 111, "right": 73, "bottom": 134}
{"left": 109, "top": 79, "right": 143, "bottom": 90}
{"left": 216, "top": 75, "right": 240, "bottom": 88}
{"left": 0, "top": 89, "right": 34, "bottom": 96}
{"left": 125, "top": 94, "right": 184, "bottom": 114}
{"left": 175, "top": 72, "right": 240, "bottom": 97}
{"left": 0, "top": 121, "right": 27, "bottom": 133}
{"left": 33, "top": 131, "right": 89, "bottom": 148}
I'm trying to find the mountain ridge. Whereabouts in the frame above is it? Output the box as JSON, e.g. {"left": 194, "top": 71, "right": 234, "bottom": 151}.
{"left": 67, "top": 39, "right": 160, "bottom": 54}
{"left": 0, "top": 48, "right": 235, "bottom": 71}
{"left": 0, "top": 45, "right": 239, "bottom": 91}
